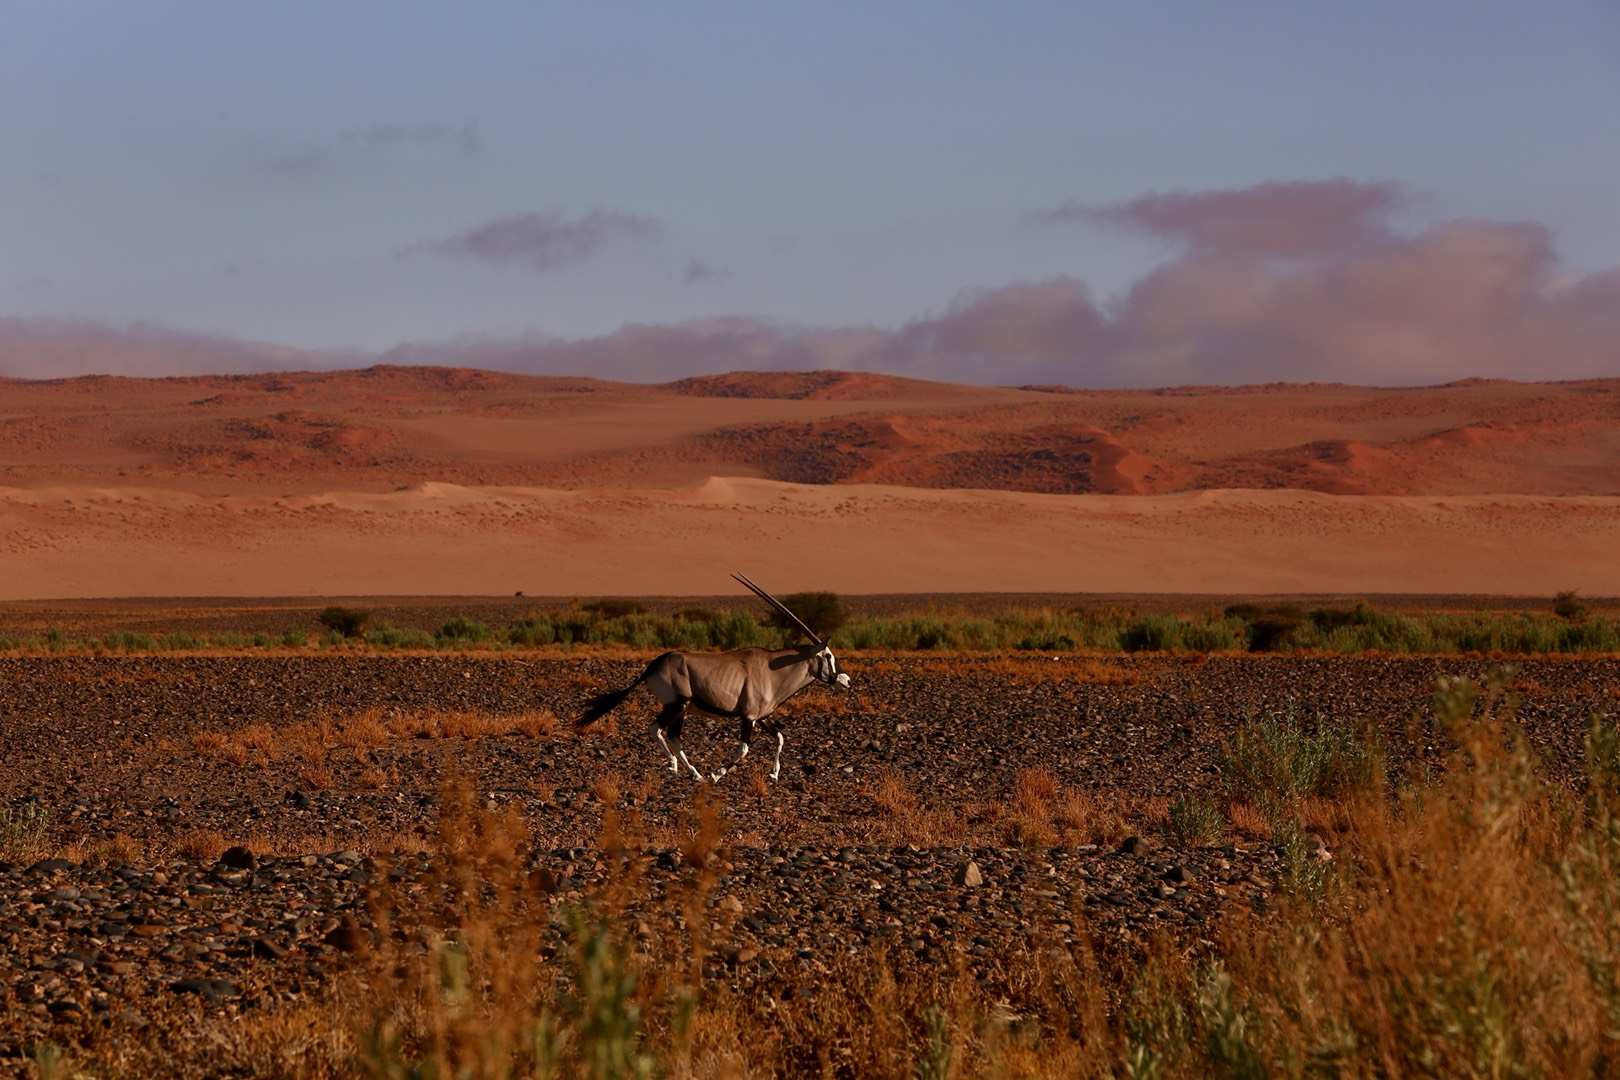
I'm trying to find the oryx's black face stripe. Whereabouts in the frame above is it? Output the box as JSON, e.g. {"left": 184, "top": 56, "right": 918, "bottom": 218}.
{"left": 812, "top": 647, "right": 848, "bottom": 686}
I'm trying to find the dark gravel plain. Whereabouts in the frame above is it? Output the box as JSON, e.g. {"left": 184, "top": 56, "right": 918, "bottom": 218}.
{"left": 1, "top": 652, "right": 1616, "bottom": 1062}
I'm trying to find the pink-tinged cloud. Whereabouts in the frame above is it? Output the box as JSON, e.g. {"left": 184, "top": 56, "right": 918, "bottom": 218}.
{"left": 0, "top": 318, "right": 347, "bottom": 379}
{"left": 396, "top": 205, "right": 1614, "bottom": 385}
{"left": 413, "top": 208, "right": 663, "bottom": 273}
{"left": 1054, "top": 179, "right": 1406, "bottom": 258}
{"left": 8, "top": 180, "right": 1619, "bottom": 386}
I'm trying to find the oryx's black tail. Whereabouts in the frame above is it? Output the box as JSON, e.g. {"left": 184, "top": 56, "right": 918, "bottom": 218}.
{"left": 576, "top": 655, "right": 665, "bottom": 729}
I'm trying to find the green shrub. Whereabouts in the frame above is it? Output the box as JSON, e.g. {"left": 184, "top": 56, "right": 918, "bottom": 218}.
{"left": 1308, "top": 607, "right": 1362, "bottom": 633}
{"left": 1180, "top": 618, "right": 1248, "bottom": 652}
{"left": 581, "top": 598, "right": 645, "bottom": 618}
{"left": 508, "top": 615, "right": 555, "bottom": 646}
{"left": 1554, "top": 590, "right": 1588, "bottom": 623}
{"left": 438, "top": 617, "right": 493, "bottom": 643}
{"left": 1166, "top": 795, "right": 1224, "bottom": 845}
{"left": 0, "top": 802, "right": 50, "bottom": 861}
{"left": 1122, "top": 615, "right": 1185, "bottom": 652}
{"left": 318, "top": 606, "right": 370, "bottom": 638}
{"left": 367, "top": 623, "right": 437, "bottom": 649}
{"left": 1222, "top": 713, "right": 1383, "bottom": 813}
{"left": 1249, "top": 612, "right": 1305, "bottom": 652}
{"left": 281, "top": 626, "right": 309, "bottom": 648}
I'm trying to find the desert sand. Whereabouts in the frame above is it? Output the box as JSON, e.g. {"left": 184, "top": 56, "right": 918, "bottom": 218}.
{"left": 2, "top": 367, "right": 1616, "bottom": 599}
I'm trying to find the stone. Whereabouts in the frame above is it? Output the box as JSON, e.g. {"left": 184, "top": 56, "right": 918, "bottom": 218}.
{"left": 217, "top": 846, "right": 257, "bottom": 871}
{"left": 251, "top": 936, "right": 288, "bottom": 960}
{"left": 171, "top": 977, "right": 238, "bottom": 1004}
{"left": 955, "top": 861, "right": 984, "bottom": 888}
{"left": 322, "top": 915, "right": 366, "bottom": 954}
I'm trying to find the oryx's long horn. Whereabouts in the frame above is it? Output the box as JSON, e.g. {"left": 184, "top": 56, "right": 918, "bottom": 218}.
{"left": 732, "top": 572, "right": 824, "bottom": 646}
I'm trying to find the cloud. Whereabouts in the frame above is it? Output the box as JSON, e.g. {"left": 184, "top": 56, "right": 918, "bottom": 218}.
{"left": 0, "top": 318, "right": 349, "bottom": 379}
{"left": 392, "top": 192, "right": 1620, "bottom": 386}
{"left": 682, "top": 258, "right": 726, "bottom": 284}
{"left": 10, "top": 179, "right": 1618, "bottom": 386}
{"left": 267, "top": 120, "right": 480, "bottom": 175}
{"left": 339, "top": 121, "right": 480, "bottom": 157}
{"left": 408, "top": 208, "right": 664, "bottom": 274}
{"left": 1048, "top": 178, "right": 1406, "bottom": 258}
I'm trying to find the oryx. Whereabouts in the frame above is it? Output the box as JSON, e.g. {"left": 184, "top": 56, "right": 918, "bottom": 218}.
{"left": 575, "top": 573, "right": 850, "bottom": 782}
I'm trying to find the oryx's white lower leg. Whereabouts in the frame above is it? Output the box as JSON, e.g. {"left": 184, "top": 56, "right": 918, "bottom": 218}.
{"left": 677, "top": 749, "right": 705, "bottom": 782}
{"left": 710, "top": 741, "right": 749, "bottom": 783}
{"left": 770, "top": 730, "right": 785, "bottom": 781}
{"left": 655, "top": 727, "right": 679, "bottom": 772}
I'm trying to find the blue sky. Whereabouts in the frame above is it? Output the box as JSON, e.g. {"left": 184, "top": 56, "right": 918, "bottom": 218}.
{"left": 2, "top": 1, "right": 1618, "bottom": 382}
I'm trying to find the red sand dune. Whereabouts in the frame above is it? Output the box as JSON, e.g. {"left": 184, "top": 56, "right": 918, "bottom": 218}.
{"left": 3, "top": 366, "right": 1617, "bottom": 497}
{"left": 1, "top": 367, "right": 1617, "bottom": 598}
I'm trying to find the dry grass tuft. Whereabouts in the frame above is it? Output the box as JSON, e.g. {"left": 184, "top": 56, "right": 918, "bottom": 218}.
{"left": 356, "top": 763, "right": 395, "bottom": 791}
{"left": 678, "top": 790, "right": 728, "bottom": 870}
{"left": 171, "top": 828, "right": 228, "bottom": 861}
{"left": 994, "top": 767, "right": 1130, "bottom": 847}
{"left": 78, "top": 832, "right": 144, "bottom": 867}
{"left": 863, "top": 767, "right": 962, "bottom": 844}
{"left": 593, "top": 773, "right": 623, "bottom": 806}
{"left": 1228, "top": 800, "right": 1273, "bottom": 838}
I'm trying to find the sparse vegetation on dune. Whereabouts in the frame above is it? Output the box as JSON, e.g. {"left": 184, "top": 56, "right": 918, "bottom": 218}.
{"left": 7, "top": 598, "right": 1620, "bottom": 656}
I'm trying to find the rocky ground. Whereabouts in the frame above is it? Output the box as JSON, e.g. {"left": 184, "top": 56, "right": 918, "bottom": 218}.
{"left": 0, "top": 839, "right": 1286, "bottom": 1060}
{"left": 1, "top": 652, "right": 1615, "bottom": 1062}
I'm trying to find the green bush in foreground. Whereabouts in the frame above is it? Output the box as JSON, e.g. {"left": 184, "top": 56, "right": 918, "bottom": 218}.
{"left": 1221, "top": 710, "right": 1385, "bottom": 814}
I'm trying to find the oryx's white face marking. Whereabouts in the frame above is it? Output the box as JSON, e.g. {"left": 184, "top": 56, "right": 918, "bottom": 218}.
{"left": 812, "top": 646, "right": 851, "bottom": 689}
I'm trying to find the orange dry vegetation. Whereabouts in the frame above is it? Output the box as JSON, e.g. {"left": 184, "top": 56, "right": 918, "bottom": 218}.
{"left": 177, "top": 708, "right": 558, "bottom": 767}
{"left": 51, "top": 681, "right": 1620, "bottom": 1077}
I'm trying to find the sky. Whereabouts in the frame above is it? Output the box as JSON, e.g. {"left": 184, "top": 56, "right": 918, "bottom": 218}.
{"left": 2, "top": 1, "right": 1619, "bottom": 385}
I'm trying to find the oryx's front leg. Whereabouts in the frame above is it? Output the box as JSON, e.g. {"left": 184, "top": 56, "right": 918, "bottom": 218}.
{"left": 711, "top": 716, "right": 755, "bottom": 782}
{"left": 769, "top": 730, "right": 785, "bottom": 781}
{"left": 655, "top": 727, "right": 678, "bottom": 773}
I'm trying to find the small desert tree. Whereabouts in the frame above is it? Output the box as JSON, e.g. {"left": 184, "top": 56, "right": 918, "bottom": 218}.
{"left": 771, "top": 591, "right": 849, "bottom": 642}
{"left": 1553, "top": 590, "right": 1588, "bottom": 623}
{"left": 318, "top": 606, "right": 370, "bottom": 638}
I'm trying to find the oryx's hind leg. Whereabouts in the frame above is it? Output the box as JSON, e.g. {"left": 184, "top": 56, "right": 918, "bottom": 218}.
{"left": 654, "top": 703, "right": 685, "bottom": 775}
{"left": 711, "top": 716, "right": 755, "bottom": 783}
{"left": 654, "top": 702, "right": 705, "bottom": 782}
